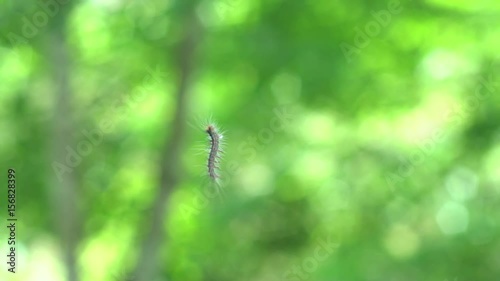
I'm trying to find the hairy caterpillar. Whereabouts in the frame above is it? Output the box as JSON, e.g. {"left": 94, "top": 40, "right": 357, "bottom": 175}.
{"left": 205, "top": 124, "right": 223, "bottom": 183}
{"left": 188, "top": 117, "right": 226, "bottom": 199}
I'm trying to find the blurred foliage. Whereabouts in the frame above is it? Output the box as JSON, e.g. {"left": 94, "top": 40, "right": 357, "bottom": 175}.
{"left": 1, "top": 0, "right": 500, "bottom": 280}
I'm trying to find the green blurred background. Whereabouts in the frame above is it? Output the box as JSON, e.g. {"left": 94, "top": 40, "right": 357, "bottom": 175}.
{"left": 1, "top": 0, "right": 500, "bottom": 280}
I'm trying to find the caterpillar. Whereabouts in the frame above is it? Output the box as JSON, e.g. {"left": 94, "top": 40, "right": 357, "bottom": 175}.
{"left": 205, "top": 124, "right": 223, "bottom": 183}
